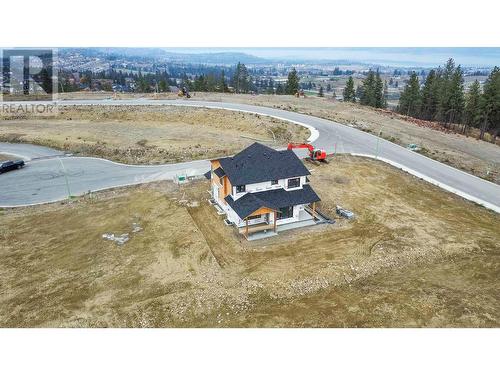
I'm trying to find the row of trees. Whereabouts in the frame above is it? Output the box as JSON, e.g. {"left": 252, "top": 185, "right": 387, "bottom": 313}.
{"left": 398, "top": 59, "right": 499, "bottom": 141}
{"left": 184, "top": 64, "right": 300, "bottom": 95}
{"left": 61, "top": 62, "right": 306, "bottom": 96}
{"left": 186, "top": 71, "right": 228, "bottom": 92}
{"left": 135, "top": 70, "right": 176, "bottom": 92}
{"left": 342, "top": 71, "right": 387, "bottom": 108}
{"left": 229, "top": 64, "right": 301, "bottom": 95}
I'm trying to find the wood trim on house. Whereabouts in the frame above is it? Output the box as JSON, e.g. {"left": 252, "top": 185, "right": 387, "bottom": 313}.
{"left": 210, "top": 159, "right": 221, "bottom": 170}
{"left": 223, "top": 176, "right": 232, "bottom": 197}
{"left": 211, "top": 160, "right": 232, "bottom": 199}
{"left": 246, "top": 206, "right": 276, "bottom": 217}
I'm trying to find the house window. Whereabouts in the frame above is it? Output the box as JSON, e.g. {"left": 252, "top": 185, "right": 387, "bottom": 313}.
{"left": 287, "top": 178, "right": 300, "bottom": 189}
{"left": 277, "top": 206, "right": 293, "bottom": 220}
{"left": 271, "top": 179, "right": 279, "bottom": 185}
{"left": 236, "top": 185, "right": 246, "bottom": 193}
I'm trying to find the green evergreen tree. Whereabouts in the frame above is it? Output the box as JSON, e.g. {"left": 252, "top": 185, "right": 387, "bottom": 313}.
{"left": 219, "top": 70, "right": 228, "bottom": 93}
{"left": 355, "top": 85, "right": 363, "bottom": 101}
{"left": 398, "top": 72, "right": 421, "bottom": 117}
{"left": 160, "top": 77, "right": 170, "bottom": 92}
{"left": 343, "top": 76, "right": 356, "bottom": 102}
{"left": 447, "top": 65, "right": 465, "bottom": 125}
{"left": 358, "top": 70, "right": 385, "bottom": 108}
{"left": 481, "top": 66, "right": 500, "bottom": 141}
{"left": 420, "top": 69, "right": 440, "bottom": 120}
{"left": 318, "top": 86, "right": 324, "bottom": 97}
{"left": 232, "top": 62, "right": 250, "bottom": 93}
{"left": 383, "top": 81, "right": 388, "bottom": 108}
{"left": 286, "top": 68, "right": 300, "bottom": 95}
{"left": 464, "top": 80, "right": 482, "bottom": 134}
{"left": 360, "top": 71, "right": 376, "bottom": 106}
{"left": 205, "top": 73, "right": 217, "bottom": 92}
{"left": 436, "top": 58, "right": 457, "bottom": 124}
{"left": 374, "top": 71, "right": 384, "bottom": 108}
{"left": 37, "top": 68, "right": 53, "bottom": 94}
{"left": 275, "top": 82, "right": 285, "bottom": 95}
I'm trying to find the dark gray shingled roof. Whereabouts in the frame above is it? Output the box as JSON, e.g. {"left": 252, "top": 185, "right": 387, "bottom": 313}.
{"left": 225, "top": 184, "right": 320, "bottom": 219}
{"left": 218, "top": 142, "right": 310, "bottom": 186}
{"left": 225, "top": 193, "right": 275, "bottom": 219}
{"left": 213, "top": 167, "right": 225, "bottom": 178}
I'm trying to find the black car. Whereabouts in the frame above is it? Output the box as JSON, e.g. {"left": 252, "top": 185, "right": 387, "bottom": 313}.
{"left": 0, "top": 160, "right": 25, "bottom": 174}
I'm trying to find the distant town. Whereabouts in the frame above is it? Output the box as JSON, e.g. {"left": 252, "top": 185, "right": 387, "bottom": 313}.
{"left": 52, "top": 48, "right": 493, "bottom": 108}
{"left": 2, "top": 48, "right": 498, "bottom": 142}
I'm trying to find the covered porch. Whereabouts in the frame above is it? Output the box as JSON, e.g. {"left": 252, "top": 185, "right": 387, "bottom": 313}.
{"left": 238, "top": 203, "right": 326, "bottom": 241}
{"left": 238, "top": 207, "right": 278, "bottom": 240}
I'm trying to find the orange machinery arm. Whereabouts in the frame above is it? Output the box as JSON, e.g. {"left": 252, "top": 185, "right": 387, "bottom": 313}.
{"left": 287, "top": 143, "right": 314, "bottom": 152}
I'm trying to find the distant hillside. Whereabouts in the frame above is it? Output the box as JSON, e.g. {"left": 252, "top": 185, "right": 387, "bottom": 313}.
{"left": 162, "top": 51, "right": 268, "bottom": 64}
{"left": 60, "top": 48, "right": 268, "bottom": 65}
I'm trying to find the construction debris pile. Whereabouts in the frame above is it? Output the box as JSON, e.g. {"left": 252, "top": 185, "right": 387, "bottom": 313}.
{"left": 102, "top": 233, "right": 129, "bottom": 245}
{"left": 336, "top": 205, "right": 355, "bottom": 220}
{"left": 102, "top": 222, "right": 143, "bottom": 245}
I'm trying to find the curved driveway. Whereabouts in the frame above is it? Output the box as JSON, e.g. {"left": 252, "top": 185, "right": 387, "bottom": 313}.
{"left": 1, "top": 99, "right": 499, "bottom": 212}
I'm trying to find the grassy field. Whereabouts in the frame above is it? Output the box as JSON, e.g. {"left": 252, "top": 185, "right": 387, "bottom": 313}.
{"left": 0, "top": 105, "right": 308, "bottom": 164}
{"left": 1, "top": 156, "right": 498, "bottom": 327}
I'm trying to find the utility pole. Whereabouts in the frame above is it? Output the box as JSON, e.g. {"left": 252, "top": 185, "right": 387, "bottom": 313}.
{"left": 375, "top": 125, "right": 385, "bottom": 159}
{"left": 58, "top": 157, "right": 72, "bottom": 199}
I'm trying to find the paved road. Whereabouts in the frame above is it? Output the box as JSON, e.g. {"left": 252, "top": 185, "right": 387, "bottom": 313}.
{"left": 0, "top": 142, "right": 65, "bottom": 160}
{"left": 0, "top": 155, "right": 209, "bottom": 206}
{"left": 1, "top": 99, "right": 499, "bottom": 212}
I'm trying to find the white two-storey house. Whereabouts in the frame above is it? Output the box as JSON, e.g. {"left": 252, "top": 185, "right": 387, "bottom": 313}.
{"left": 209, "top": 142, "right": 321, "bottom": 238}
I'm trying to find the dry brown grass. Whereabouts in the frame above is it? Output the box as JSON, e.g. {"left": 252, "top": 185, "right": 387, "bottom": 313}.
{"left": 0, "top": 156, "right": 498, "bottom": 327}
{"left": 0, "top": 105, "right": 309, "bottom": 164}
{"left": 56, "top": 92, "right": 500, "bottom": 183}
{"left": 190, "top": 92, "right": 500, "bottom": 183}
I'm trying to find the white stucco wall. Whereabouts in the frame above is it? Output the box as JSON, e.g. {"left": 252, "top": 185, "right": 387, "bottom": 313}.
{"left": 232, "top": 175, "right": 307, "bottom": 201}
{"left": 211, "top": 172, "right": 309, "bottom": 227}
{"left": 275, "top": 205, "right": 302, "bottom": 225}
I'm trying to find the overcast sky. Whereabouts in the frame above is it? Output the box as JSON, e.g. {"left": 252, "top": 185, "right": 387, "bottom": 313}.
{"left": 166, "top": 48, "right": 500, "bottom": 67}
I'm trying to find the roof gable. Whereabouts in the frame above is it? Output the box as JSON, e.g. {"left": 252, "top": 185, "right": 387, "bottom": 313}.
{"left": 225, "top": 194, "right": 277, "bottom": 219}
{"left": 218, "top": 143, "right": 310, "bottom": 185}
{"left": 225, "top": 184, "right": 320, "bottom": 219}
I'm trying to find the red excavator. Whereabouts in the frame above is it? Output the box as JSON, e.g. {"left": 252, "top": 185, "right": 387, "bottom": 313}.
{"left": 287, "top": 143, "right": 329, "bottom": 163}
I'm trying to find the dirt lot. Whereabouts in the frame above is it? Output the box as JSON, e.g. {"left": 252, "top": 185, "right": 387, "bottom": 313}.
{"left": 0, "top": 105, "right": 308, "bottom": 164}
{"left": 1, "top": 156, "right": 498, "bottom": 327}
{"left": 58, "top": 92, "right": 500, "bottom": 183}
